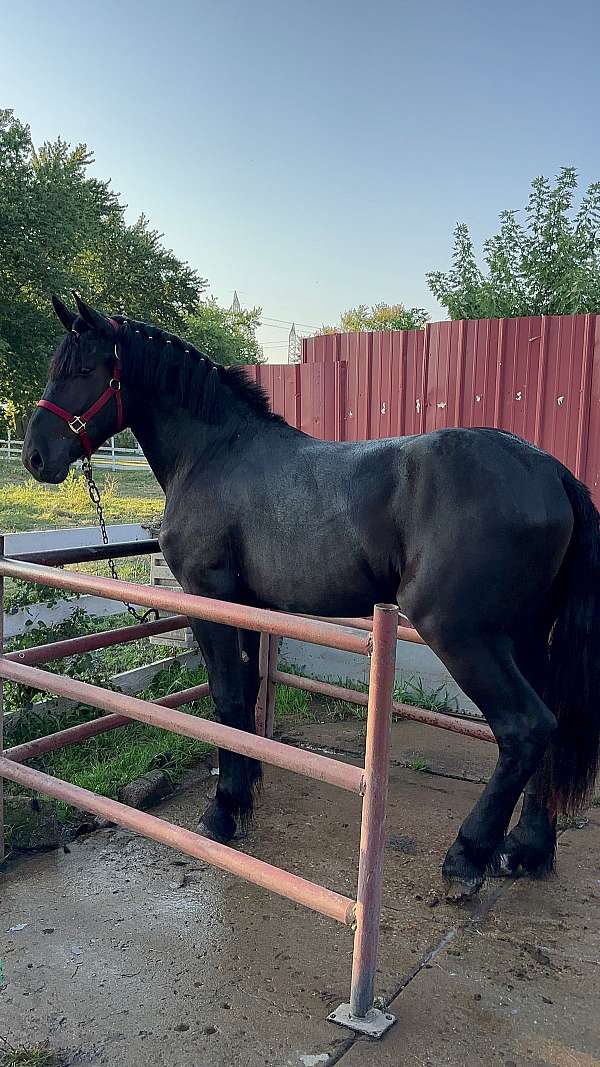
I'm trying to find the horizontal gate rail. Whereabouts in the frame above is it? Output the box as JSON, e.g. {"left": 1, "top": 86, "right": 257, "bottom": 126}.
{"left": 273, "top": 670, "right": 495, "bottom": 744}
{"left": 4, "top": 681, "right": 211, "bottom": 763}
{"left": 0, "top": 557, "right": 370, "bottom": 655}
{"left": 0, "top": 658, "right": 365, "bottom": 795}
{"left": 302, "top": 613, "right": 426, "bottom": 645}
{"left": 0, "top": 757, "right": 356, "bottom": 926}
{"left": 5, "top": 614, "right": 190, "bottom": 665}
{"left": 9, "top": 538, "right": 160, "bottom": 565}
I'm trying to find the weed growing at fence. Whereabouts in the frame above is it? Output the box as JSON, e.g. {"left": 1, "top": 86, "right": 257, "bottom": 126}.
{"left": 4, "top": 580, "right": 75, "bottom": 614}
{"left": 407, "top": 755, "right": 431, "bottom": 772}
{"left": 314, "top": 676, "right": 456, "bottom": 721}
{"left": 4, "top": 557, "right": 152, "bottom": 617}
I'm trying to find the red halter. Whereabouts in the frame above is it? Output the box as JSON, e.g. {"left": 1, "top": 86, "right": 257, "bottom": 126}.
{"left": 37, "top": 320, "right": 124, "bottom": 459}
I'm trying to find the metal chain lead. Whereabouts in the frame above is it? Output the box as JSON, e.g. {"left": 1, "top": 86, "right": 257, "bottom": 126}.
{"left": 81, "top": 457, "right": 159, "bottom": 623}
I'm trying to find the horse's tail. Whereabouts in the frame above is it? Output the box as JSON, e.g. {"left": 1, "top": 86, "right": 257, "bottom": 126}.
{"left": 541, "top": 469, "right": 600, "bottom": 815}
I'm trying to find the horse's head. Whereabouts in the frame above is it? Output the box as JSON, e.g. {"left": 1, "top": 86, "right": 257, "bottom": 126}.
{"left": 23, "top": 294, "right": 124, "bottom": 483}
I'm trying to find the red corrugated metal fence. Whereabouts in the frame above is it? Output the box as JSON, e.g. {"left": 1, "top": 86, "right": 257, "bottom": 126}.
{"left": 244, "top": 314, "right": 600, "bottom": 506}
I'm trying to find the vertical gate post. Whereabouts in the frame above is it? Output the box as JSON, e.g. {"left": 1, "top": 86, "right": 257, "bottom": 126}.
{"left": 264, "top": 635, "right": 278, "bottom": 739}
{"left": 255, "top": 631, "right": 269, "bottom": 736}
{"left": 0, "top": 534, "right": 4, "bottom": 864}
{"left": 255, "top": 632, "right": 277, "bottom": 737}
{"left": 329, "top": 602, "right": 398, "bottom": 1038}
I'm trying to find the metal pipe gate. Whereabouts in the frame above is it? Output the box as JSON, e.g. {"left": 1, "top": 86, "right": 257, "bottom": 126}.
{"left": 0, "top": 534, "right": 495, "bottom": 1037}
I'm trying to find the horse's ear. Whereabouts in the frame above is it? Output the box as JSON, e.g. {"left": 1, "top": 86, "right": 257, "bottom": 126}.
{"left": 72, "top": 292, "right": 113, "bottom": 336}
{"left": 51, "top": 294, "right": 77, "bottom": 332}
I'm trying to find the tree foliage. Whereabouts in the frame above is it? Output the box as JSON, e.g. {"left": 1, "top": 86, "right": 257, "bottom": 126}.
{"left": 428, "top": 168, "right": 600, "bottom": 320}
{"left": 0, "top": 110, "right": 263, "bottom": 426}
{"left": 184, "top": 299, "right": 264, "bottom": 365}
{"left": 321, "top": 302, "right": 429, "bottom": 334}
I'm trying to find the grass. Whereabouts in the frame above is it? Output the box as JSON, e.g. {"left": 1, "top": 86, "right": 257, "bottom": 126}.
{"left": 0, "top": 458, "right": 161, "bottom": 611}
{"left": 3, "top": 661, "right": 213, "bottom": 833}
{"left": 0, "top": 1040, "right": 62, "bottom": 1067}
{"left": 0, "top": 460, "right": 163, "bottom": 533}
{"left": 313, "top": 675, "right": 456, "bottom": 722}
{"left": 407, "top": 755, "right": 431, "bottom": 772}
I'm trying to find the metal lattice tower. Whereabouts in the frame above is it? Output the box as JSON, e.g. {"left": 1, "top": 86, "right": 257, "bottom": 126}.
{"left": 230, "top": 291, "right": 241, "bottom": 314}
{"left": 288, "top": 323, "right": 301, "bottom": 364}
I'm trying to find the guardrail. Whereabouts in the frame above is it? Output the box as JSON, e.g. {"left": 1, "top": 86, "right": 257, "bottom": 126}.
{"left": 0, "top": 536, "right": 402, "bottom": 1037}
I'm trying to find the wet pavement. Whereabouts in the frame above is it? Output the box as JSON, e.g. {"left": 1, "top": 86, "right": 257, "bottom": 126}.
{"left": 0, "top": 717, "right": 598, "bottom": 1066}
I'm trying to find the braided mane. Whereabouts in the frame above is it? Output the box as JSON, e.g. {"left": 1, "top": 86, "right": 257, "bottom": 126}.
{"left": 50, "top": 316, "right": 278, "bottom": 422}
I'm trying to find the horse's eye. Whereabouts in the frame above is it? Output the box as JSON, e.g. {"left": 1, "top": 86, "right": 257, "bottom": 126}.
{"left": 80, "top": 368, "right": 92, "bottom": 377}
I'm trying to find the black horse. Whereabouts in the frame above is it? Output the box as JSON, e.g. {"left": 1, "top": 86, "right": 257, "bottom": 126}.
{"left": 22, "top": 294, "right": 600, "bottom": 901}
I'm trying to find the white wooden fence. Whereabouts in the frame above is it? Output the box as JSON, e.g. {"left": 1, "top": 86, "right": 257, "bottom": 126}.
{"left": 1, "top": 435, "right": 150, "bottom": 472}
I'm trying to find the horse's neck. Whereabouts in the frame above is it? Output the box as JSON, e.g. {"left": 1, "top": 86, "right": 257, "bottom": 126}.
{"left": 127, "top": 395, "right": 243, "bottom": 493}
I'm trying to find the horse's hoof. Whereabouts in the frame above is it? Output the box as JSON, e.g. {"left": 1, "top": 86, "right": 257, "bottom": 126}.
{"left": 196, "top": 819, "right": 223, "bottom": 842}
{"left": 197, "top": 805, "right": 236, "bottom": 844}
{"left": 443, "top": 875, "right": 483, "bottom": 903}
{"left": 442, "top": 837, "right": 485, "bottom": 901}
{"left": 488, "top": 834, "right": 556, "bottom": 879}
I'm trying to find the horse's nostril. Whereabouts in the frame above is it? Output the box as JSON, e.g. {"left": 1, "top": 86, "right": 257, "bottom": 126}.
{"left": 29, "top": 449, "right": 43, "bottom": 471}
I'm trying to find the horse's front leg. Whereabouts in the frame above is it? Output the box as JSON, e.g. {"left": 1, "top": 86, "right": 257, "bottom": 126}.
{"left": 188, "top": 617, "right": 262, "bottom": 843}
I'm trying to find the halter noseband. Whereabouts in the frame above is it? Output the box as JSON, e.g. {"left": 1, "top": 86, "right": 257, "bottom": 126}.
{"left": 37, "top": 318, "right": 123, "bottom": 458}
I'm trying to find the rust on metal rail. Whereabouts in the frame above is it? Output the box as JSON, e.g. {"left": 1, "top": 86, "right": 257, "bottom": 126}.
{"left": 0, "top": 658, "right": 365, "bottom": 794}
{"left": 0, "top": 757, "right": 356, "bottom": 926}
{"left": 0, "top": 557, "right": 370, "bottom": 655}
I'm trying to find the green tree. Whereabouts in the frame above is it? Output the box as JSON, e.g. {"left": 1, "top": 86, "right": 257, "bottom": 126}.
{"left": 320, "top": 302, "right": 429, "bottom": 334}
{"left": 184, "top": 298, "right": 264, "bottom": 365}
{"left": 0, "top": 109, "right": 206, "bottom": 423}
{"left": 427, "top": 168, "right": 600, "bottom": 320}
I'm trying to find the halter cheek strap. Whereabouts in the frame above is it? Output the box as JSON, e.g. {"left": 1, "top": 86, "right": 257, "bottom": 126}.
{"left": 37, "top": 319, "right": 123, "bottom": 459}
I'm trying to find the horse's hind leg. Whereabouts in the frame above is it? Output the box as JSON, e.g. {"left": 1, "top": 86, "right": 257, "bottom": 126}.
{"left": 489, "top": 633, "right": 557, "bottom": 877}
{"left": 416, "top": 629, "right": 557, "bottom": 900}
{"left": 490, "top": 768, "right": 557, "bottom": 877}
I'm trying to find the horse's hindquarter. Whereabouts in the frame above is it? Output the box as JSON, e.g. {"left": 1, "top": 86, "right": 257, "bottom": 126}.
{"left": 395, "top": 429, "right": 574, "bottom": 634}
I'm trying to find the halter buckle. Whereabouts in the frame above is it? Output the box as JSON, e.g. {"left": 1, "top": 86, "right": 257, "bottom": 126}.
{"left": 109, "top": 378, "right": 121, "bottom": 391}
{"left": 68, "top": 415, "right": 87, "bottom": 434}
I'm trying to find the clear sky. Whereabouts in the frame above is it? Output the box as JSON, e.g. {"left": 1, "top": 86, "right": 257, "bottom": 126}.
{"left": 2, "top": 0, "right": 599, "bottom": 360}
